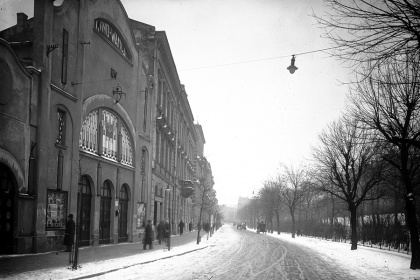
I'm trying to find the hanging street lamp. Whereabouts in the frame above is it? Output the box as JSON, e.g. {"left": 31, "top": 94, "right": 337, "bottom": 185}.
{"left": 287, "top": 55, "right": 298, "bottom": 74}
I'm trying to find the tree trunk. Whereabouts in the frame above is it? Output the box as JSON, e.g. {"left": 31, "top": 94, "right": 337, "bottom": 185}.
{"left": 330, "top": 194, "right": 335, "bottom": 239}
{"left": 401, "top": 146, "right": 420, "bottom": 269}
{"left": 405, "top": 200, "right": 420, "bottom": 269}
{"left": 349, "top": 205, "right": 358, "bottom": 250}
{"left": 291, "top": 209, "right": 296, "bottom": 238}
{"left": 276, "top": 213, "right": 280, "bottom": 234}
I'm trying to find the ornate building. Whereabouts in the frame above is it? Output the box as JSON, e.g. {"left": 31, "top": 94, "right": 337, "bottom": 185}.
{"left": 0, "top": 0, "right": 216, "bottom": 255}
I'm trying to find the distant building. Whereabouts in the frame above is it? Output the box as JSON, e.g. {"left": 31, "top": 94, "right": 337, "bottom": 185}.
{"left": 238, "top": 196, "right": 250, "bottom": 210}
{"left": 219, "top": 204, "right": 237, "bottom": 222}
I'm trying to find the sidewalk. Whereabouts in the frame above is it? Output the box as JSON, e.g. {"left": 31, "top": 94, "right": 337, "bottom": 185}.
{"left": 0, "top": 230, "right": 216, "bottom": 280}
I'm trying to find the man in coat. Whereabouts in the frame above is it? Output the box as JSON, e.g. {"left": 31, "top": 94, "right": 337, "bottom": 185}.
{"left": 143, "top": 220, "right": 153, "bottom": 250}
{"left": 178, "top": 220, "right": 185, "bottom": 235}
{"left": 157, "top": 220, "right": 165, "bottom": 244}
{"left": 63, "top": 214, "right": 75, "bottom": 252}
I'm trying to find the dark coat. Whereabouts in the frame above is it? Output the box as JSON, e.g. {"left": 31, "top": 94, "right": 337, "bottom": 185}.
{"left": 144, "top": 223, "right": 154, "bottom": 244}
{"left": 63, "top": 218, "right": 75, "bottom": 246}
{"left": 179, "top": 221, "right": 185, "bottom": 229}
{"left": 164, "top": 222, "right": 171, "bottom": 238}
{"left": 157, "top": 221, "right": 165, "bottom": 240}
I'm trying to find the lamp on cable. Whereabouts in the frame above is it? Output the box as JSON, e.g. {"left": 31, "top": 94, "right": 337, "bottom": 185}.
{"left": 287, "top": 55, "right": 298, "bottom": 74}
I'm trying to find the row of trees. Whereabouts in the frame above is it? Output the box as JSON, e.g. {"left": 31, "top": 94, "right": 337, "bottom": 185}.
{"left": 241, "top": 0, "right": 420, "bottom": 269}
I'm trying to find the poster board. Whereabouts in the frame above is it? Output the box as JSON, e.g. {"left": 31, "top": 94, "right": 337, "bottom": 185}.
{"left": 46, "top": 189, "right": 68, "bottom": 229}
{"left": 137, "top": 202, "right": 146, "bottom": 228}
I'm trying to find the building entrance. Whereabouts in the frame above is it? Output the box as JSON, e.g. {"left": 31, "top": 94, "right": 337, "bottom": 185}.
{"left": 99, "top": 181, "right": 111, "bottom": 244}
{"left": 118, "top": 184, "right": 128, "bottom": 242}
{"left": 78, "top": 176, "right": 91, "bottom": 247}
{"left": 0, "top": 163, "right": 16, "bottom": 254}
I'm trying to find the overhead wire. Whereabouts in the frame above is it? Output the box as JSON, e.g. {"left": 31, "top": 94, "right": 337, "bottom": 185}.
{"left": 179, "top": 46, "right": 338, "bottom": 72}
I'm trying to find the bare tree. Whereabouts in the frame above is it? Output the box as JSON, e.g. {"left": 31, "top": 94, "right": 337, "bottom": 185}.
{"left": 314, "top": 0, "right": 420, "bottom": 69}
{"left": 258, "top": 179, "right": 283, "bottom": 234}
{"left": 349, "top": 53, "right": 420, "bottom": 268}
{"left": 280, "top": 164, "right": 307, "bottom": 238}
{"left": 312, "top": 117, "right": 384, "bottom": 250}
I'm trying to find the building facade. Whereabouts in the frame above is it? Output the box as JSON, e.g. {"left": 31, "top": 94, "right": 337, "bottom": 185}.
{"left": 0, "top": 0, "right": 216, "bottom": 255}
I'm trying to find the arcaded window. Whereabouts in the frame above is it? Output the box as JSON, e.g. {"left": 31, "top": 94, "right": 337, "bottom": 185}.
{"left": 79, "top": 109, "right": 133, "bottom": 166}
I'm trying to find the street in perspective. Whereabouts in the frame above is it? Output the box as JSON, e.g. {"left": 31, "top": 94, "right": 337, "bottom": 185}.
{"left": 1, "top": 0, "right": 420, "bottom": 279}
{"left": 1, "top": 224, "right": 418, "bottom": 279}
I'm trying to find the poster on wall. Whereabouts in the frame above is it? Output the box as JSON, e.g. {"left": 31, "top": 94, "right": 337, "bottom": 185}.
{"left": 137, "top": 202, "right": 146, "bottom": 228}
{"left": 46, "top": 189, "right": 68, "bottom": 229}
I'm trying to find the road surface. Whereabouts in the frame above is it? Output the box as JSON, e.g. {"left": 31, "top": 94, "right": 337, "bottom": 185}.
{"left": 93, "top": 225, "right": 356, "bottom": 280}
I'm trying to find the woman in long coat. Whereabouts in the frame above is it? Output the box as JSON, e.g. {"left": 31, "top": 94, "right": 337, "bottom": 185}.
{"left": 143, "top": 220, "right": 153, "bottom": 250}
{"left": 63, "top": 214, "right": 75, "bottom": 252}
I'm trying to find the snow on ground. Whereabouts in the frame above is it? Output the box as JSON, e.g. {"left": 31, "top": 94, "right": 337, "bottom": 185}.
{"left": 249, "top": 228, "right": 419, "bottom": 280}
{"left": 6, "top": 226, "right": 420, "bottom": 280}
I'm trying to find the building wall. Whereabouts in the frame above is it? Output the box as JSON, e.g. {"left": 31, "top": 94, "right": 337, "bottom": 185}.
{"left": 0, "top": 0, "right": 214, "bottom": 255}
{"left": 0, "top": 0, "right": 153, "bottom": 254}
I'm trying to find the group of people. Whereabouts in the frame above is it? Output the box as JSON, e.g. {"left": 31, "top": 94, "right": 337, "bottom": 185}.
{"left": 63, "top": 214, "right": 194, "bottom": 252}
{"left": 143, "top": 219, "right": 192, "bottom": 250}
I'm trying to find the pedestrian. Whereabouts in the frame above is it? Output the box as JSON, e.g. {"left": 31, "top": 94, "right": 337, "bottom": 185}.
{"left": 164, "top": 220, "right": 171, "bottom": 239}
{"left": 63, "top": 213, "right": 75, "bottom": 252}
{"left": 189, "top": 221, "right": 193, "bottom": 232}
{"left": 143, "top": 220, "right": 153, "bottom": 250}
{"left": 179, "top": 220, "right": 185, "bottom": 235}
{"left": 157, "top": 220, "right": 165, "bottom": 244}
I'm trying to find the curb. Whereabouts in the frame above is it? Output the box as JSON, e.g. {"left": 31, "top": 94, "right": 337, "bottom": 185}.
{"left": 69, "top": 245, "right": 210, "bottom": 280}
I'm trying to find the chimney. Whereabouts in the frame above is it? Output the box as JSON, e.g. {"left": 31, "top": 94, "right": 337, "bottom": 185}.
{"left": 17, "top": 13, "right": 28, "bottom": 32}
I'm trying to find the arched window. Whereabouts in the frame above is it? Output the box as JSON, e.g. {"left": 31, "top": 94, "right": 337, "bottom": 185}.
{"left": 79, "top": 109, "right": 133, "bottom": 166}
{"left": 79, "top": 110, "right": 98, "bottom": 153}
{"left": 102, "top": 110, "right": 118, "bottom": 160}
{"left": 121, "top": 126, "right": 133, "bottom": 166}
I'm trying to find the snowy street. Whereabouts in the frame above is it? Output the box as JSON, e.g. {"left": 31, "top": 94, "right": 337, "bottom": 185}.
{"left": 2, "top": 225, "right": 419, "bottom": 280}
{"left": 95, "top": 225, "right": 355, "bottom": 280}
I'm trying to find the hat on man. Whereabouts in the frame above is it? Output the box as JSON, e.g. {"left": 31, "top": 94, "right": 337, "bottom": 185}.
{"left": 68, "top": 214, "right": 74, "bottom": 218}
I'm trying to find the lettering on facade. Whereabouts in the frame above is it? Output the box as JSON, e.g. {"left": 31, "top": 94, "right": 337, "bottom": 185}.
{"left": 94, "top": 19, "right": 130, "bottom": 59}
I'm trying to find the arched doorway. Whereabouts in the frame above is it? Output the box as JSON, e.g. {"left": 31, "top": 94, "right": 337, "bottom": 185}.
{"left": 0, "top": 163, "right": 16, "bottom": 254}
{"left": 118, "top": 184, "right": 129, "bottom": 242}
{"left": 78, "top": 176, "right": 92, "bottom": 247}
{"left": 99, "top": 180, "right": 112, "bottom": 244}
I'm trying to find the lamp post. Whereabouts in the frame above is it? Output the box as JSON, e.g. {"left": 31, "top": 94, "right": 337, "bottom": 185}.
{"left": 166, "top": 186, "right": 171, "bottom": 251}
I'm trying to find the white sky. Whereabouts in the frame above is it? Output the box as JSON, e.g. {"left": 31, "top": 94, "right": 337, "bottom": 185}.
{"left": 121, "top": 0, "right": 351, "bottom": 205}
{"left": 0, "top": 0, "right": 352, "bottom": 206}
{"left": 6, "top": 227, "right": 418, "bottom": 279}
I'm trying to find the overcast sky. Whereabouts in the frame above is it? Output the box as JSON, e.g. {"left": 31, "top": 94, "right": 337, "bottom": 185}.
{"left": 1, "top": 0, "right": 351, "bottom": 206}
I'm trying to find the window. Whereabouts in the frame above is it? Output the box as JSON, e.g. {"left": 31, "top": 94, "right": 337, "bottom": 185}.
{"left": 143, "top": 89, "right": 148, "bottom": 132}
{"left": 61, "top": 29, "right": 68, "bottom": 84}
{"left": 102, "top": 110, "right": 118, "bottom": 160}
{"left": 79, "top": 109, "right": 133, "bottom": 166}
{"left": 56, "top": 109, "right": 66, "bottom": 146}
{"left": 79, "top": 110, "right": 98, "bottom": 153}
{"left": 121, "top": 126, "right": 133, "bottom": 166}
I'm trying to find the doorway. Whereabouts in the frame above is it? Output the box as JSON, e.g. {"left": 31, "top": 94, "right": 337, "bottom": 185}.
{"left": 78, "top": 176, "right": 91, "bottom": 247}
{"left": 0, "top": 163, "right": 16, "bottom": 254}
{"left": 99, "top": 180, "right": 111, "bottom": 244}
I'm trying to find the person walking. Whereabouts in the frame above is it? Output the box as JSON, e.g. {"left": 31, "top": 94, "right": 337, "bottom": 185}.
{"left": 143, "top": 220, "right": 153, "bottom": 250}
{"left": 189, "top": 221, "right": 193, "bottom": 232}
{"left": 157, "top": 220, "right": 165, "bottom": 244}
{"left": 179, "top": 220, "right": 185, "bottom": 235}
{"left": 164, "top": 220, "right": 171, "bottom": 248}
{"left": 63, "top": 214, "right": 75, "bottom": 252}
